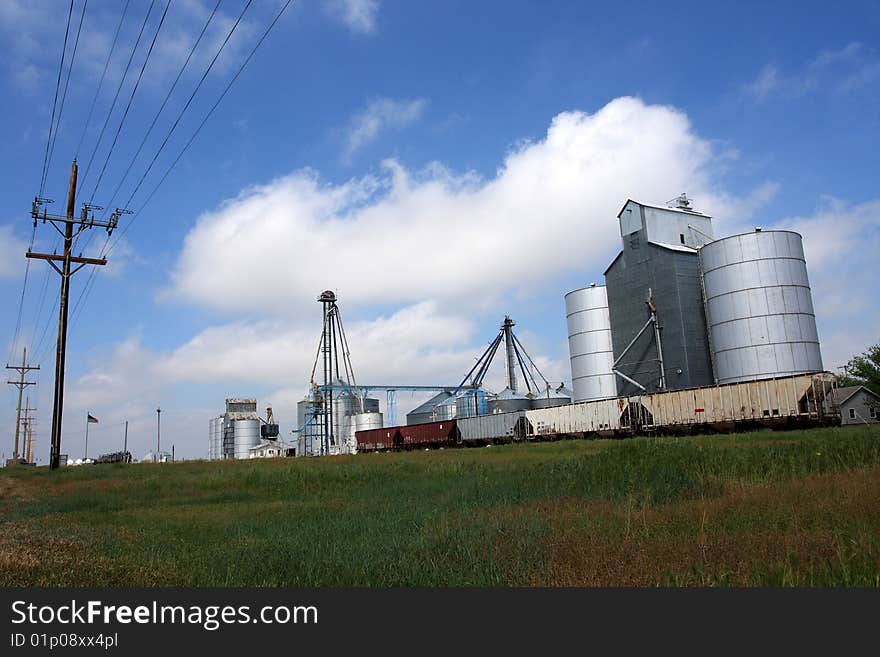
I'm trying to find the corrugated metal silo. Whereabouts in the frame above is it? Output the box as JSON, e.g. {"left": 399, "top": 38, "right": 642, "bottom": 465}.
{"left": 455, "top": 389, "right": 488, "bottom": 418}
{"left": 699, "top": 229, "right": 823, "bottom": 384}
{"left": 565, "top": 284, "right": 618, "bottom": 402}
{"left": 208, "top": 418, "right": 215, "bottom": 460}
{"left": 233, "top": 419, "right": 261, "bottom": 459}
{"left": 488, "top": 388, "right": 534, "bottom": 414}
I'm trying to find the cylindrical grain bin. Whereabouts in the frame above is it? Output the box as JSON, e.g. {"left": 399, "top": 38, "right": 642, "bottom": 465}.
{"left": 565, "top": 284, "right": 618, "bottom": 402}
{"left": 699, "top": 230, "right": 823, "bottom": 384}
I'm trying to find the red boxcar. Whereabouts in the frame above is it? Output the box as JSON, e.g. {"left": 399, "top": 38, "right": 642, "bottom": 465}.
{"left": 398, "top": 420, "right": 459, "bottom": 449}
{"left": 355, "top": 427, "right": 402, "bottom": 452}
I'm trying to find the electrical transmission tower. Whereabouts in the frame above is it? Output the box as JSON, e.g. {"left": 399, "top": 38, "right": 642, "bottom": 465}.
{"left": 27, "top": 160, "right": 125, "bottom": 469}
{"left": 6, "top": 347, "right": 39, "bottom": 462}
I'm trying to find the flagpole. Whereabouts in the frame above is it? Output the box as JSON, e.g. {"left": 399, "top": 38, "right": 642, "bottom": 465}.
{"left": 85, "top": 412, "right": 90, "bottom": 460}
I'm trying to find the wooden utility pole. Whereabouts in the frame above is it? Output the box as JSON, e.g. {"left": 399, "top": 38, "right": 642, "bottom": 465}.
{"left": 28, "top": 160, "right": 123, "bottom": 470}
{"left": 22, "top": 397, "right": 36, "bottom": 464}
{"left": 123, "top": 420, "right": 128, "bottom": 454}
{"left": 6, "top": 347, "right": 39, "bottom": 461}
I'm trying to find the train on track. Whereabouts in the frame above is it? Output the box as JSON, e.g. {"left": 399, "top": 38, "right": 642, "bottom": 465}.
{"left": 355, "top": 372, "right": 839, "bottom": 451}
{"left": 94, "top": 450, "right": 133, "bottom": 464}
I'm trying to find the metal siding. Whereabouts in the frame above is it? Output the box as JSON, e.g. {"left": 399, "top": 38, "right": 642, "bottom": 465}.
{"left": 525, "top": 398, "right": 624, "bottom": 435}
{"left": 565, "top": 285, "right": 618, "bottom": 402}
{"left": 606, "top": 242, "right": 714, "bottom": 396}
{"left": 700, "top": 231, "right": 823, "bottom": 384}
{"left": 457, "top": 412, "right": 526, "bottom": 442}
{"left": 233, "top": 419, "right": 261, "bottom": 459}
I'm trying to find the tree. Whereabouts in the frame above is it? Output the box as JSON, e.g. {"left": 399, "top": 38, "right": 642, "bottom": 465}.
{"left": 837, "top": 342, "right": 880, "bottom": 397}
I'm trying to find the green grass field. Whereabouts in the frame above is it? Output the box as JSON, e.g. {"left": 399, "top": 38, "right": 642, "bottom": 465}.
{"left": 2, "top": 425, "right": 879, "bottom": 587}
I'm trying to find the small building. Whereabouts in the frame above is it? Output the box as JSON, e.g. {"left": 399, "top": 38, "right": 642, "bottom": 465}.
{"left": 829, "top": 386, "right": 880, "bottom": 425}
{"left": 248, "top": 440, "right": 284, "bottom": 459}
{"left": 142, "top": 450, "right": 173, "bottom": 463}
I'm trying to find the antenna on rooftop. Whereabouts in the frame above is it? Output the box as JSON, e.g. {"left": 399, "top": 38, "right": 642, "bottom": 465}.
{"left": 667, "top": 193, "right": 692, "bottom": 210}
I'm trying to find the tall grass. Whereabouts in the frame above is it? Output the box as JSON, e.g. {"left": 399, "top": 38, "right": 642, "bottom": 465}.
{"left": 1, "top": 425, "right": 878, "bottom": 586}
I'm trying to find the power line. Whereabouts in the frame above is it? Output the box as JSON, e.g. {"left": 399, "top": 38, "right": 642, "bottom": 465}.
{"left": 6, "top": 225, "right": 37, "bottom": 364}
{"left": 100, "top": 0, "right": 223, "bottom": 218}
{"left": 26, "top": 260, "right": 54, "bottom": 356}
{"left": 87, "top": 0, "right": 173, "bottom": 204}
{"left": 34, "top": 297, "right": 60, "bottom": 368}
{"left": 69, "top": 0, "right": 225, "bottom": 326}
{"left": 39, "top": 0, "right": 75, "bottom": 198}
{"left": 117, "top": 0, "right": 294, "bottom": 243}
{"left": 46, "top": 0, "right": 89, "bottom": 186}
{"left": 75, "top": 0, "right": 131, "bottom": 159}
{"left": 79, "top": 0, "right": 158, "bottom": 193}
{"left": 119, "top": 0, "right": 254, "bottom": 214}
{"left": 69, "top": 0, "right": 295, "bottom": 328}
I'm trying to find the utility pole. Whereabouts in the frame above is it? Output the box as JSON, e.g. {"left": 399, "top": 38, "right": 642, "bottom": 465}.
{"left": 123, "top": 420, "right": 128, "bottom": 454}
{"left": 6, "top": 347, "right": 39, "bottom": 462}
{"left": 27, "top": 160, "right": 125, "bottom": 470}
{"left": 156, "top": 407, "right": 161, "bottom": 456}
{"left": 22, "top": 396, "right": 36, "bottom": 464}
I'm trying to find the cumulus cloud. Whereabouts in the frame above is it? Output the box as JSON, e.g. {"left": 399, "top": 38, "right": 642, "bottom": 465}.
{"left": 343, "top": 97, "right": 427, "bottom": 160}
{"left": 327, "top": 0, "right": 379, "bottom": 34}
{"left": 0, "top": 225, "right": 28, "bottom": 279}
{"left": 170, "top": 97, "right": 752, "bottom": 318}
{"left": 769, "top": 197, "right": 880, "bottom": 371}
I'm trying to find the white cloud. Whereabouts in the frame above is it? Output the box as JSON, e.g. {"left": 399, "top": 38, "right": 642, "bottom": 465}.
{"left": 0, "top": 226, "right": 28, "bottom": 279}
{"left": 327, "top": 0, "right": 379, "bottom": 34}
{"left": 170, "top": 97, "right": 756, "bottom": 318}
{"left": 769, "top": 197, "right": 880, "bottom": 371}
{"left": 344, "top": 97, "right": 428, "bottom": 160}
{"left": 743, "top": 42, "right": 880, "bottom": 101}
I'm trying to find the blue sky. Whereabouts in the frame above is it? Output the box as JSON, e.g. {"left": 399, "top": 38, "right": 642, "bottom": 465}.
{"left": 1, "top": 0, "right": 878, "bottom": 461}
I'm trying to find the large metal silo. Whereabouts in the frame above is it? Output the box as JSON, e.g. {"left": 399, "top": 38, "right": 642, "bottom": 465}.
{"left": 351, "top": 412, "right": 383, "bottom": 454}
{"left": 565, "top": 284, "right": 618, "bottom": 402}
{"left": 215, "top": 417, "right": 225, "bottom": 460}
{"left": 209, "top": 416, "right": 222, "bottom": 460}
{"left": 699, "top": 230, "right": 823, "bottom": 384}
{"left": 233, "top": 419, "right": 261, "bottom": 459}
{"left": 455, "top": 389, "right": 488, "bottom": 418}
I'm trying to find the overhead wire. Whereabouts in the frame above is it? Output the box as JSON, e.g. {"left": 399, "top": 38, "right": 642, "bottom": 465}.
{"left": 75, "top": 0, "right": 131, "bottom": 159}
{"left": 72, "top": 0, "right": 236, "bottom": 274}
{"left": 74, "top": 0, "right": 293, "bottom": 336}
{"left": 79, "top": 0, "right": 158, "bottom": 193}
{"left": 69, "top": 0, "right": 294, "bottom": 331}
{"left": 6, "top": 224, "right": 37, "bottom": 364}
{"left": 11, "top": 0, "right": 75, "bottom": 363}
{"left": 117, "top": 0, "right": 293, "bottom": 234}
{"left": 100, "top": 0, "right": 222, "bottom": 218}
{"left": 38, "top": 0, "right": 75, "bottom": 198}
{"left": 118, "top": 0, "right": 255, "bottom": 215}
{"left": 46, "top": 0, "right": 89, "bottom": 185}
{"left": 87, "top": 0, "right": 173, "bottom": 204}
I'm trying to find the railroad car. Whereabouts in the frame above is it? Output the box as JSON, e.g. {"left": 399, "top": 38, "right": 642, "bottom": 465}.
{"left": 356, "top": 373, "right": 839, "bottom": 452}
